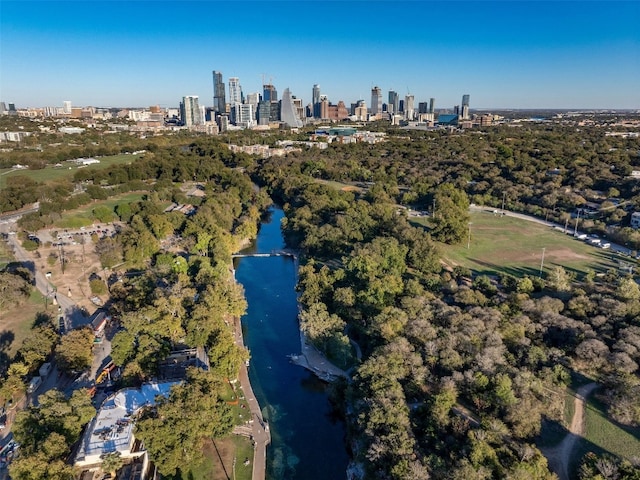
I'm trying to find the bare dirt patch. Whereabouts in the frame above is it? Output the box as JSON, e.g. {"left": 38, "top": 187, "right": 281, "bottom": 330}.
{"left": 34, "top": 239, "right": 107, "bottom": 313}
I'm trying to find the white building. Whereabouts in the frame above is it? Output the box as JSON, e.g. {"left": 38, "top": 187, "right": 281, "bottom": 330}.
{"left": 228, "top": 77, "right": 242, "bottom": 106}
{"left": 75, "top": 382, "right": 178, "bottom": 478}
{"left": 405, "top": 95, "right": 415, "bottom": 121}
{"left": 59, "top": 127, "right": 85, "bottom": 134}
{"left": 631, "top": 212, "right": 640, "bottom": 229}
{"left": 232, "top": 103, "right": 255, "bottom": 128}
{"left": 63, "top": 101, "right": 72, "bottom": 114}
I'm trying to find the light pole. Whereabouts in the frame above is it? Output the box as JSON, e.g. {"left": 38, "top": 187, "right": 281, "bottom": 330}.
{"left": 539, "top": 247, "right": 546, "bottom": 277}
{"left": 501, "top": 192, "right": 506, "bottom": 215}
{"left": 467, "top": 223, "right": 472, "bottom": 250}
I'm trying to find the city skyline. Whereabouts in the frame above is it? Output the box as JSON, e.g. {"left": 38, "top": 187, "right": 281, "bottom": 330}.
{"left": 1, "top": 1, "right": 639, "bottom": 109}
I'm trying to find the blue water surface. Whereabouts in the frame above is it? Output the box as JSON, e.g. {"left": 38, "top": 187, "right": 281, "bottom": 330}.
{"left": 234, "top": 207, "right": 349, "bottom": 480}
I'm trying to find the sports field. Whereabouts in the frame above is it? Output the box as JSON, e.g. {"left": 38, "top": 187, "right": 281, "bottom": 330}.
{"left": 0, "top": 153, "right": 142, "bottom": 188}
{"left": 426, "top": 211, "right": 630, "bottom": 279}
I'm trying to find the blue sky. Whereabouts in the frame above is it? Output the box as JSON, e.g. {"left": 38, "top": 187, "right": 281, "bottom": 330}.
{"left": 1, "top": 1, "right": 639, "bottom": 109}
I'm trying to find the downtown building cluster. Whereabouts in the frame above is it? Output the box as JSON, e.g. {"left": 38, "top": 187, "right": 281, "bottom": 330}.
{"left": 1, "top": 71, "right": 485, "bottom": 135}
{"left": 178, "top": 71, "right": 474, "bottom": 131}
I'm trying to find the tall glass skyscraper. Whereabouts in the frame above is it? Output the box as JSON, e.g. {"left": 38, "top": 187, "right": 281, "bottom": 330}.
{"left": 228, "top": 77, "right": 242, "bottom": 106}
{"left": 263, "top": 84, "right": 278, "bottom": 103}
{"left": 212, "top": 71, "right": 226, "bottom": 113}
{"left": 312, "top": 84, "right": 321, "bottom": 118}
{"left": 461, "top": 94, "right": 470, "bottom": 120}
{"left": 180, "top": 95, "right": 202, "bottom": 127}
{"left": 388, "top": 90, "right": 399, "bottom": 114}
{"left": 371, "top": 86, "right": 382, "bottom": 115}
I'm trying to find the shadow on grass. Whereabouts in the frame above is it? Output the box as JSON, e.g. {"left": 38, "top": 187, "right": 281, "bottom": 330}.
{"left": 538, "top": 417, "right": 622, "bottom": 480}
{"left": 466, "top": 257, "right": 541, "bottom": 278}
{"left": 0, "top": 330, "right": 14, "bottom": 372}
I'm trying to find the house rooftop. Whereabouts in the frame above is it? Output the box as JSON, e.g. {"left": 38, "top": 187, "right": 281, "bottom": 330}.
{"left": 75, "top": 382, "right": 178, "bottom": 467}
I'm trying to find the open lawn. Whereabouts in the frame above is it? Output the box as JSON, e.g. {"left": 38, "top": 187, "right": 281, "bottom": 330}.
{"left": 423, "top": 211, "right": 628, "bottom": 280}
{"left": 0, "top": 153, "right": 142, "bottom": 188}
{"left": 54, "top": 192, "right": 146, "bottom": 228}
{"left": 574, "top": 391, "right": 640, "bottom": 472}
{"left": 180, "top": 436, "right": 253, "bottom": 480}
{"left": 314, "top": 179, "right": 365, "bottom": 193}
{"left": 0, "top": 289, "right": 49, "bottom": 360}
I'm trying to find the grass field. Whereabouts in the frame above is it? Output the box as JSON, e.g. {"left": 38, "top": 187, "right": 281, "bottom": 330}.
{"left": 192, "top": 436, "right": 253, "bottom": 480}
{"left": 0, "top": 289, "right": 48, "bottom": 359}
{"left": 54, "top": 192, "right": 146, "bottom": 228}
{"left": 574, "top": 392, "right": 640, "bottom": 470}
{"left": 422, "top": 211, "right": 629, "bottom": 279}
{"left": 0, "top": 153, "right": 142, "bottom": 188}
{"left": 314, "top": 179, "right": 364, "bottom": 193}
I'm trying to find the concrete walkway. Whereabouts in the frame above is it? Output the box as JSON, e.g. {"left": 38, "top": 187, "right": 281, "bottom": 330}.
{"left": 289, "top": 331, "right": 348, "bottom": 381}
{"left": 233, "top": 316, "right": 271, "bottom": 480}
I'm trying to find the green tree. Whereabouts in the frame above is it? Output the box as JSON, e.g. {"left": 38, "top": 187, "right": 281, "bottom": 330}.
{"left": 101, "top": 451, "right": 124, "bottom": 478}
{"left": 92, "top": 205, "right": 116, "bottom": 223}
{"left": 430, "top": 183, "right": 470, "bottom": 244}
{"left": 134, "top": 369, "right": 234, "bottom": 476}
{"left": 55, "top": 327, "right": 94, "bottom": 373}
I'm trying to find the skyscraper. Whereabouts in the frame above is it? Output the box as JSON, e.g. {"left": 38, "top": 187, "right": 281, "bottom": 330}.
{"left": 371, "top": 86, "right": 382, "bottom": 115}
{"left": 280, "top": 88, "right": 303, "bottom": 128}
{"left": 388, "top": 90, "right": 399, "bottom": 114}
{"left": 232, "top": 103, "right": 255, "bottom": 128}
{"left": 461, "top": 94, "right": 470, "bottom": 120}
{"left": 312, "top": 84, "right": 321, "bottom": 118}
{"left": 63, "top": 101, "right": 72, "bottom": 114}
{"left": 429, "top": 98, "right": 435, "bottom": 114}
{"left": 212, "top": 71, "right": 226, "bottom": 113}
{"left": 405, "top": 95, "right": 415, "bottom": 121}
{"left": 263, "top": 84, "right": 278, "bottom": 103}
{"left": 228, "top": 77, "right": 242, "bottom": 106}
{"left": 180, "top": 96, "right": 202, "bottom": 127}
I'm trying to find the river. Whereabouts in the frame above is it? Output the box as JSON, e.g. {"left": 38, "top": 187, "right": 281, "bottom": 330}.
{"left": 234, "top": 207, "right": 349, "bottom": 480}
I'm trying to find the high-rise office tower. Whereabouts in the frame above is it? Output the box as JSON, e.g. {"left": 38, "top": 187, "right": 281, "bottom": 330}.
{"left": 63, "top": 101, "right": 72, "bottom": 114}
{"left": 371, "top": 86, "right": 382, "bottom": 115}
{"left": 0, "top": 102, "right": 6, "bottom": 115}
{"left": 180, "top": 95, "right": 202, "bottom": 127}
{"left": 405, "top": 95, "right": 415, "bottom": 120}
{"left": 257, "top": 101, "right": 271, "bottom": 125}
{"left": 388, "top": 90, "right": 399, "bottom": 114}
{"left": 263, "top": 84, "right": 278, "bottom": 103}
{"left": 212, "top": 71, "right": 226, "bottom": 113}
{"left": 312, "top": 84, "right": 321, "bottom": 118}
{"left": 461, "top": 94, "right": 470, "bottom": 120}
{"left": 281, "top": 88, "right": 303, "bottom": 128}
{"left": 245, "top": 92, "right": 260, "bottom": 106}
{"left": 228, "top": 77, "right": 242, "bottom": 106}
{"left": 232, "top": 103, "right": 255, "bottom": 127}
{"left": 429, "top": 98, "right": 435, "bottom": 114}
